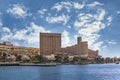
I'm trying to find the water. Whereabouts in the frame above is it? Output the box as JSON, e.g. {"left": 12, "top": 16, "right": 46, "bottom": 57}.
{"left": 0, "top": 64, "right": 120, "bottom": 80}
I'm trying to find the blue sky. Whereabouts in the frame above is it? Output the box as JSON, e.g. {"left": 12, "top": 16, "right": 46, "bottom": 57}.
{"left": 0, "top": 0, "right": 120, "bottom": 57}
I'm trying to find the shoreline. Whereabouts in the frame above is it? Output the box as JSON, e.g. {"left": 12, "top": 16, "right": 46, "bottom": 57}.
{"left": 0, "top": 62, "right": 57, "bottom": 66}
{"left": 0, "top": 62, "right": 118, "bottom": 66}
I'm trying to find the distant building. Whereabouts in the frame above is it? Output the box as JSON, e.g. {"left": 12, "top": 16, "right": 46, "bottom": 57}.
{"left": 40, "top": 33, "right": 61, "bottom": 55}
{"left": 0, "top": 41, "right": 40, "bottom": 56}
{"left": 88, "top": 49, "right": 98, "bottom": 58}
{"left": 40, "top": 33, "right": 98, "bottom": 58}
{"left": 61, "top": 37, "right": 88, "bottom": 57}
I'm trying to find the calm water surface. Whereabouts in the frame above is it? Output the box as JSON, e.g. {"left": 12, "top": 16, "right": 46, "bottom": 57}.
{"left": 0, "top": 64, "right": 120, "bottom": 80}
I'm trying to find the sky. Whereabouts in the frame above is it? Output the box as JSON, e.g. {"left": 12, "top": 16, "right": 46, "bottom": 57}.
{"left": 0, "top": 0, "right": 120, "bottom": 57}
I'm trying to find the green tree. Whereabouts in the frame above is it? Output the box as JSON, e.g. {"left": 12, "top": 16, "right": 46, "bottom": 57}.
{"left": 55, "top": 55, "right": 64, "bottom": 63}
{"left": 63, "top": 56, "right": 69, "bottom": 63}
{"left": 30, "top": 55, "right": 44, "bottom": 63}
{"left": 16, "top": 55, "right": 22, "bottom": 61}
{"left": 2, "top": 53, "right": 7, "bottom": 62}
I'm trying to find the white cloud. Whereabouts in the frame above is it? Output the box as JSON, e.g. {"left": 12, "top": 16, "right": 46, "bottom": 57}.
{"left": 0, "top": 27, "right": 13, "bottom": 41}
{"left": 46, "top": 14, "right": 70, "bottom": 25}
{"left": 73, "top": 2, "right": 84, "bottom": 9}
{"left": 0, "top": 21, "right": 12, "bottom": 41}
{"left": 12, "top": 22, "right": 50, "bottom": 47}
{"left": 74, "top": 9, "right": 106, "bottom": 28}
{"left": 66, "top": 25, "right": 71, "bottom": 29}
{"left": 79, "top": 21, "right": 105, "bottom": 36}
{"left": 7, "top": 4, "right": 31, "bottom": 18}
{"left": 51, "top": 1, "right": 72, "bottom": 12}
{"left": 107, "top": 16, "right": 112, "bottom": 22}
{"left": 108, "top": 40, "right": 117, "bottom": 45}
{"left": 0, "top": 21, "right": 2, "bottom": 26}
{"left": 74, "top": 13, "right": 93, "bottom": 28}
{"left": 51, "top": 1, "right": 85, "bottom": 12}
{"left": 87, "top": 1, "right": 103, "bottom": 7}
{"left": 107, "top": 16, "right": 112, "bottom": 26}
{"left": 95, "top": 9, "right": 106, "bottom": 21}
{"left": 38, "top": 9, "right": 47, "bottom": 15}
{"left": 117, "top": 11, "right": 120, "bottom": 14}
{"left": 62, "top": 30, "right": 70, "bottom": 47}
{"left": 2, "top": 27, "right": 11, "bottom": 33}
{"left": 91, "top": 41, "right": 103, "bottom": 50}
{"left": 102, "top": 45, "right": 107, "bottom": 49}
{"left": 51, "top": 3, "right": 63, "bottom": 11}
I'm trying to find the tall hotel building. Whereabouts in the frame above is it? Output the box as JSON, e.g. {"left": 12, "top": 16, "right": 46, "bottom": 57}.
{"left": 40, "top": 33, "right": 61, "bottom": 55}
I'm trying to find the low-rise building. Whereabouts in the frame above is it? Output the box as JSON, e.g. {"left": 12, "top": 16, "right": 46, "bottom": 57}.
{"left": 0, "top": 41, "right": 40, "bottom": 57}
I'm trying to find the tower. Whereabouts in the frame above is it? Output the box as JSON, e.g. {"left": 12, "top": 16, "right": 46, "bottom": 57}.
{"left": 77, "top": 37, "right": 82, "bottom": 44}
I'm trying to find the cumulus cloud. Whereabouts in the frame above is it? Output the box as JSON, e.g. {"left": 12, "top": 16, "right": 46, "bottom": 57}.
{"left": 51, "top": 1, "right": 72, "bottom": 12}
{"left": 117, "top": 11, "right": 120, "bottom": 14}
{"left": 0, "top": 27, "right": 12, "bottom": 41}
{"left": 51, "top": 1, "right": 85, "bottom": 12}
{"left": 87, "top": 1, "right": 103, "bottom": 7}
{"left": 38, "top": 9, "right": 47, "bottom": 15}
{"left": 0, "top": 21, "right": 3, "bottom": 26}
{"left": 62, "top": 30, "right": 70, "bottom": 47}
{"left": 108, "top": 40, "right": 117, "bottom": 45}
{"left": 66, "top": 25, "right": 71, "bottom": 29}
{"left": 107, "top": 16, "right": 112, "bottom": 26}
{"left": 95, "top": 9, "right": 106, "bottom": 21}
{"left": 73, "top": 2, "right": 84, "bottom": 9}
{"left": 0, "top": 21, "right": 12, "bottom": 41}
{"left": 46, "top": 14, "right": 70, "bottom": 25}
{"left": 91, "top": 41, "right": 103, "bottom": 50}
{"left": 51, "top": 3, "right": 63, "bottom": 11}
{"left": 2, "top": 27, "right": 11, "bottom": 33}
{"left": 7, "top": 4, "right": 31, "bottom": 18}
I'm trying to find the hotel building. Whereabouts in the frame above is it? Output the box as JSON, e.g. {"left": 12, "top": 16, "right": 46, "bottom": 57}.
{"left": 40, "top": 33, "right": 61, "bottom": 55}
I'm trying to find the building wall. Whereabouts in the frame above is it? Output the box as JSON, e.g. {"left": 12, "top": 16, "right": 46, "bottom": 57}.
{"left": 0, "top": 42, "right": 39, "bottom": 56}
{"left": 40, "top": 33, "right": 61, "bottom": 55}
{"left": 61, "top": 41, "right": 88, "bottom": 56}
{"left": 88, "top": 49, "right": 98, "bottom": 58}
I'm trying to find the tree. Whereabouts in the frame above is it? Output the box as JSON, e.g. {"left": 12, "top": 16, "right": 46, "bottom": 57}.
{"left": 2, "top": 53, "right": 7, "bottom": 62}
{"left": 30, "top": 55, "right": 44, "bottom": 63}
{"left": 21, "top": 55, "right": 30, "bottom": 62}
{"left": 63, "top": 56, "right": 69, "bottom": 63}
{"left": 55, "top": 55, "right": 64, "bottom": 63}
{"left": 7, "top": 55, "right": 16, "bottom": 62}
{"left": 73, "top": 57, "right": 79, "bottom": 63}
{"left": 16, "top": 55, "right": 22, "bottom": 61}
